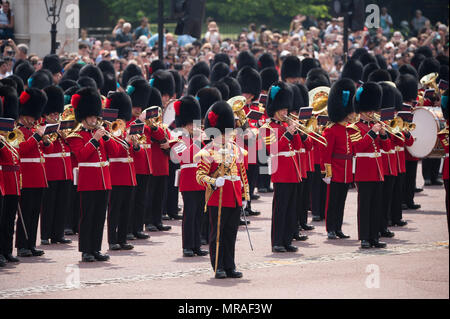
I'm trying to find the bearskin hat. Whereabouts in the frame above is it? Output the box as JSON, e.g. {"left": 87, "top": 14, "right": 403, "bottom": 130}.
{"left": 266, "top": 81, "right": 293, "bottom": 117}
{"left": 328, "top": 78, "right": 356, "bottom": 123}
{"left": 72, "top": 87, "right": 102, "bottom": 122}
{"left": 236, "top": 51, "right": 257, "bottom": 71}
{"left": 121, "top": 63, "right": 143, "bottom": 87}
{"left": 203, "top": 100, "right": 235, "bottom": 134}
{"left": 196, "top": 87, "right": 222, "bottom": 118}
{"left": 148, "top": 59, "right": 166, "bottom": 77}
{"left": 221, "top": 76, "right": 242, "bottom": 97}
{"left": 150, "top": 70, "right": 175, "bottom": 97}
{"left": 0, "top": 85, "right": 19, "bottom": 120}
{"left": 260, "top": 67, "right": 279, "bottom": 92}
{"left": 42, "top": 54, "right": 62, "bottom": 75}
{"left": 28, "top": 70, "right": 52, "bottom": 89}
{"left": 148, "top": 87, "right": 163, "bottom": 107}
{"left": 341, "top": 58, "right": 363, "bottom": 83}
{"left": 126, "top": 78, "right": 151, "bottom": 108}
{"left": 237, "top": 66, "right": 261, "bottom": 97}
{"left": 106, "top": 91, "right": 132, "bottom": 122}
{"left": 379, "top": 82, "right": 396, "bottom": 109}
{"left": 210, "top": 81, "right": 230, "bottom": 101}
{"left": 368, "top": 69, "right": 392, "bottom": 83}
{"left": 399, "top": 64, "right": 418, "bottom": 79}
{"left": 300, "top": 58, "right": 320, "bottom": 78}
{"left": 79, "top": 64, "right": 104, "bottom": 90}
{"left": 14, "top": 60, "right": 35, "bottom": 84}
{"left": 210, "top": 62, "right": 230, "bottom": 82}
{"left": 174, "top": 95, "right": 201, "bottom": 127}
{"left": 281, "top": 55, "right": 301, "bottom": 81}
{"left": 353, "top": 82, "right": 382, "bottom": 113}
{"left": 362, "top": 63, "right": 380, "bottom": 83}
{"left": 168, "top": 69, "right": 183, "bottom": 99}
{"left": 188, "top": 61, "right": 210, "bottom": 81}
{"left": 187, "top": 74, "right": 209, "bottom": 96}
{"left": 42, "top": 86, "right": 64, "bottom": 115}
{"left": 258, "top": 52, "right": 275, "bottom": 71}
{"left": 418, "top": 57, "right": 440, "bottom": 79}
{"left": 395, "top": 74, "right": 418, "bottom": 102}
{"left": 19, "top": 88, "right": 48, "bottom": 120}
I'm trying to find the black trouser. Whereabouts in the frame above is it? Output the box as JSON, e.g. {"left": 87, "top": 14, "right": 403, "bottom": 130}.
{"left": 391, "top": 173, "right": 405, "bottom": 223}
{"left": 272, "top": 183, "right": 298, "bottom": 247}
{"left": 247, "top": 164, "right": 258, "bottom": 196}
{"left": 326, "top": 182, "right": 350, "bottom": 233}
{"left": 294, "top": 181, "right": 305, "bottom": 233}
{"left": 165, "top": 161, "right": 180, "bottom": 216}
{"left": 201, "top": 208, "right": 210, "bottom": 243}
{"left": 311, "top": 164, "right": 327, "bottom": 220}
{"left": 304, "top": 171, "right": 313, "bottom": 215}
{"left": 380, "top": 175, "right": 395, "bottom": 232}
{"left": 258, "top": 166, "right": 271, "bottom": 190}
{"left": 356, "top": 182, "right": 383, "bottom": 241}
{"left": 208, "top": 205, "right": 241, "bottom": 272}
{"left": 41, "top": 180, "right": 72, "bottom": 241}
{"left": 182, "top": 191, "right": 205, "bottom": 250}
{"left": 146, "top": 175, "right": 167, "bottom": 226}
{"left": 404, "top": 160, "right": 418, "bottom": 206}
{"left": 129, "top": 174, "right": 150, "bottom": 234}
{"left": 422, "top": 158, "right": 441, "bottom": 181}
{"left": 79, "top": 190, "right": 109, "bottom": 253}
{"left": 0, "top": 195, "right": 18, "bottom": 255}
{"left": 445, "top": 180, "right": 449, "bottom": 233}
{"left": 108, "top": 186, "right": 135, "bottom": 245}
{"left": 65, "top": 185, "right": 80, "bottom": 233}
{"left": 16, "top": 188, "right": 45, "bottom": 250}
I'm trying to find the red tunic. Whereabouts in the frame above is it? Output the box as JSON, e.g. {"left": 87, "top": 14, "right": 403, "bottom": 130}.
{"left": 348, "top": 121, "right": 390, "bottom": 182}
{"left": 18, "top": 125, "right": 48, "bottom": 189}
{"left": 258, "top": 119, "right": 303, "bottom": 183}
{"left": 44, "top": 135, "right": 73, "bottom": 181}
{"left": 67, "top": 128, "right": 119, "bottom": 191}
{"left": 322, "top": 123, "right": 354, "bottom": 183}
{"left": 0, "top": 143, "right": 21, "bottom": 195}
{"left": 108, "top": 132, "right": 138, "bottom": 187}
{"left": 438, "top": 127, "right": 449, "bottom": 180}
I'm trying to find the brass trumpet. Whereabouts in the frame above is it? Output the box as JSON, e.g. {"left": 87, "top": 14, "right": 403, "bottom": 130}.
{"left": 96, "top": 119, "right": 130, "bottom": 148}
{"left": 283, "top": 114, "right": 328, "bottom": 147}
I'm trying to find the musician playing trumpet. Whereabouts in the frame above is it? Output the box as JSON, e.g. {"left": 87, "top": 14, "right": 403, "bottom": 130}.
{"left": 66, "top": 87, "right": 120, "bottom": 263}
{"left": 40, "top": 86, "right": 73, "bottom": 246}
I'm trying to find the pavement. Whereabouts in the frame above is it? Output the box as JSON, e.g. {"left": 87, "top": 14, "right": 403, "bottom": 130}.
{"left": 0, "top": 166, "right": 448, "bottom": 300}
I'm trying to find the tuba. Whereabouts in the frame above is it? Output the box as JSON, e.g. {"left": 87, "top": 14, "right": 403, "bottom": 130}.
{"left": 228, "top": 96, "right": 248, "bottom": 129}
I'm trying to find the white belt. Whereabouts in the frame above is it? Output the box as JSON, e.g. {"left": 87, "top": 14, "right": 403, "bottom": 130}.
{"left": 395, "top": 146, "right": 404, "bottom": 152}
{"left": 141, "top": 144, "right": 151, "bottom": 149}
{"left": 381, "top": 150, "right": 396, "bottom": 154}
{"left": 20, "top": 158, "right": 45, "bottom": 163}
{"left": 109, "top": 157, "right": 134, "bottom": 163}
{"left": 355, "top": 152, "right": 381, "bottom": 158}
{"left": 295, "top": 149, "right": 306, "bottom": 154}
{"left": 78, "top": 161, "right": 109, "bottom": 168}
{"left": 274, "top": 151, "right": 296, "bottom": 157}
{"left": 180, "top": 163, "right": 197, "bottom": 169}
{"left": 223, "top": 175, "right": 241, "bottom": 182}
{"left": 44, "top": 152, "right": 71, "bottom": 158}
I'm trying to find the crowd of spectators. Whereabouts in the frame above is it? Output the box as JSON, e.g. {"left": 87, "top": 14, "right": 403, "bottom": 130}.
{"left": 0, "top": 7, "right": 448, "bottom": 90}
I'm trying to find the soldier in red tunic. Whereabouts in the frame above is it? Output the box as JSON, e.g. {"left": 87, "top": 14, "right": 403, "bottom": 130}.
{"left": 438, "top": 90, "right": 449, "bottom": 230}
{"left": 67, "top": 87, "right": 120, "bottom": 262}
{"left": 171, "top": 96, "right": 208, "bottom": 257}
{"left": 348, "top": 82, "right": 391, "bottom": 249}
{"left": 259, "top": 82, "right": 305, "bottom": 253}
{"left": 40, "top": 86, "right": 73, "bottom": 246}
{"left": 16, "top": 88, "right": 49, "bottom": 258}
{"left": 196, "top": 101, "right": 250, "bottom": 279}
{"left": 0, "top": 86, "right": 21, "bottom": 265}
{"left": 322, "top": 78, "right": 356, "bottom": 239}
{"left": 105, "top": 92, "right": 140, "bottom": 251}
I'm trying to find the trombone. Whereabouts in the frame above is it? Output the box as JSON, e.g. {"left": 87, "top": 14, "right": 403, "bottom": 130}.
{"left": 370, "top": 114, "right": 405, "bottom": 142}
{"left": 283, "top": 114, "right": 328, "bottom": 147}
{"left": 0, "top": 130, "right": 21, "bottom": 158}
{"left": 96, "top": 119, "right": 130, "bottom": 148}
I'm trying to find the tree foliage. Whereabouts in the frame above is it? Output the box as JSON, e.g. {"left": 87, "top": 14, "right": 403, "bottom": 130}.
{"left": 100, "top": 0, "right": 331, "bottom": 26}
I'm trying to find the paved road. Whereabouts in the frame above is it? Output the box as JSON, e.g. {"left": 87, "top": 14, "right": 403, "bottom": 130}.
{"left": 0, "top": 167, "right": 448, "bottom": 299}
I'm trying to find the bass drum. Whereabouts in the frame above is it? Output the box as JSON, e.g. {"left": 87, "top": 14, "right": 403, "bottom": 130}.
{"left": 406, "top": 107, "right": 445, "bottom": 158}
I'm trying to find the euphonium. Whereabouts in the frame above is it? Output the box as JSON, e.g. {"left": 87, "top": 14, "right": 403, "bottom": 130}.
{"left": 5, "top": 128, "right": 25, "bottom": 149}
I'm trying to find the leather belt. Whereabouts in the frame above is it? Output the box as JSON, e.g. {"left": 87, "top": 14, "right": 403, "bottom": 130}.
{"left": 109, "top": 157, "right": 134, "bottom": 163}
{"left": 1, "top": 165, "right": 20, "bottom": 172}
{"left": 78, "top": 161, "right": 109, "bottom": 168}
{"left": 332, "top": 153, "right": 353, "bottom": 160}
{"left": 20, "top": 158, "right": 45, "bottom": 163}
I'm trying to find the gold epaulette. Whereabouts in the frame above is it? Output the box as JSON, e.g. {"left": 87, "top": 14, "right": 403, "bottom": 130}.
{"left": 259, "top": 122, "right": 277, "bottom": 145}
{"left": 347, "top": 123, "right": 360, "bottom": 133}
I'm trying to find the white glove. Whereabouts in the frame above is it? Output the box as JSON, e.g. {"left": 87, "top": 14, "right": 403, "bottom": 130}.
{"left": 242, "top": 200, "right": 248, "bottom": 210}
{"left": 215, "top": 177, "right": 225, "bottom": 188}
{"left": 322, "top": 177, "right": 331, "bottom": 185}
